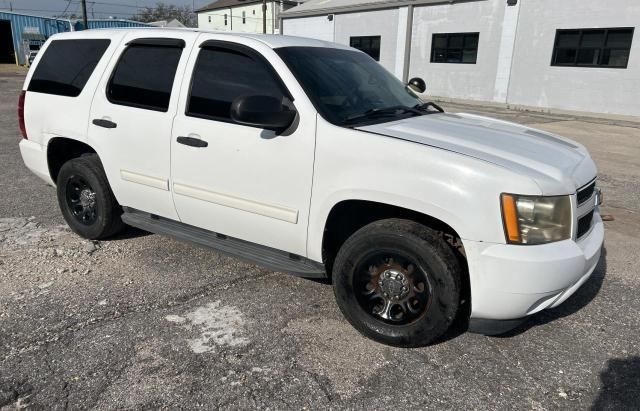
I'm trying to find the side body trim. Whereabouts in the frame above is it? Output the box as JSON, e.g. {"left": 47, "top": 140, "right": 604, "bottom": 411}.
{"left": 173, "top": 182, "right": 299, "bottom": 224}
{"left": 120, "top": 170, "right": 169, "bottom": 191}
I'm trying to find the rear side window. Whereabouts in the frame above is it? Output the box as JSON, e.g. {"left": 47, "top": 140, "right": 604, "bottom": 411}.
{"left": 107, "top": 43, "right": 183, "bottom": 112}
{"left": 187, "top": 46, "right": 287, "bottom": 121}
{"left": 28, "top": 39, "right": 110, "bottom": 97}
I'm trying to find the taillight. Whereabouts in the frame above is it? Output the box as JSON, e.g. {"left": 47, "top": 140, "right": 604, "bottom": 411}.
{"left": 18, "top": 90, "right": 27, "bottom": 139}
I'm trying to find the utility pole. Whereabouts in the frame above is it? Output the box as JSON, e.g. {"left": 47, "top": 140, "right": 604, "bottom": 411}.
{"left": 262, "top": 0, "right": 266, "bottom": 33}
{"left": 81, "top": 0, "right": 88, "bottom": 30}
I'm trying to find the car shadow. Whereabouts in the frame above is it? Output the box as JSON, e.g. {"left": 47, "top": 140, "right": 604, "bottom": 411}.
{"left": 494, "top": 245, "right": 608, "bottom": 338}
{"left": 108, "top": 226, "right": 152, "bottom": 241}
{"left": 591, "top": 356, "right": 640, "bottom": 410}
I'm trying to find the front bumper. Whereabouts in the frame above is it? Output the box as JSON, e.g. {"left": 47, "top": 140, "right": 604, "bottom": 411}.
{"left": 465, "top": 211, "right": 604, "bottom": 321}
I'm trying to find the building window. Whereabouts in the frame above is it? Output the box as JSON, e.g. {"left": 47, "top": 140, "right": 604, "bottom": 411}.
{"left": 551, "top": 28, "right": 634, "bottom": 68}
{"left": 349, "top": 36, "right": 381, "bottom": 61}
{"left": 431, "top": 32, "right": 479, "bottom": 64}
{"left": 242, "top": 11, "right": 246, "bottom": 24}
{"left": 224, "top": 14, "right": 228, "bottom": 26}
{"left": 253, "top": 9, "right": 255, "bottom": 15}
{"left": 208, "top": 15, "right": 211, "bottom": 23}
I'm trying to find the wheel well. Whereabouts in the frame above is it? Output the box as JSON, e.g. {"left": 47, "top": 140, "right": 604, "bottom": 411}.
{"left": 47, "top": 138, "right": 96, "bottom": 183}
{"left": 322, "top": 200, "right": 470, "bottom": 317}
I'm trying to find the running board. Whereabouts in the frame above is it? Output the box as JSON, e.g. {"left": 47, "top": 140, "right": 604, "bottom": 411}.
{"left": 121, "top": 208, "right": 326, "bottom": 278}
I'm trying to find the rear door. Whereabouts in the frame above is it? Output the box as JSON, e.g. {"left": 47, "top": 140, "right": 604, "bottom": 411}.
{"left": 88, "top": 32, "right": 198, "bottom": 219}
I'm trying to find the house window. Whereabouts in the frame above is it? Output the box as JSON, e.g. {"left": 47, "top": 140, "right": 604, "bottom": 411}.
{"left": 208, "top": 15, "right": 211, "bottom": 23}
{"left": 242, "top": 11, "right": 246, "bottom": 24}
{"left": 253, "top": 9, "right": 255, "bottom": 14}
{"left": 224, "top": 14, "right": 228, "bottom": 26}
{"left": 551, "top": 28, "right": 634, "bottom": 68}
{"left": 349, "top": 36, "right": 381, "bottom": 61}
{"left": 431, "top": 32, "right": 479, "bottom": 64}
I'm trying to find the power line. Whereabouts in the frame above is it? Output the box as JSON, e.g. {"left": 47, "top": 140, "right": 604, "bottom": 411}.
{"left": 61, "top": 0, "right": 73, "bottom": 16}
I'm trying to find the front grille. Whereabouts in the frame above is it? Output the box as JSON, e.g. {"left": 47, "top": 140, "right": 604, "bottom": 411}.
{"left": 577, "top": 181, "right": 596, "bottom": 205}
{"left": 577, "top": 210, "right": 594, "bottom": 238}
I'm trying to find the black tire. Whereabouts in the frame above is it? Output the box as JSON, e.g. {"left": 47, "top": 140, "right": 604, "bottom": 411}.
{"left": 332, "top": 219, "right": 461, "bottom": 347}
{"left": 56, "top": 154, "right": 125, "bottom": 240}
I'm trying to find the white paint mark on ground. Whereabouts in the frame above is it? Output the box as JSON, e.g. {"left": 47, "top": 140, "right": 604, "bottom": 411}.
{"left": 0, "top": 217, "right": 68, "bottom": 249}
{"left": 166, "top": 301, "right": 249, "bottom": 353}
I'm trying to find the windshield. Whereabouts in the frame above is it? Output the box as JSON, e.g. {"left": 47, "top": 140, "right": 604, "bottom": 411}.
{"left": 276, "top": 46, "right": 425, "bottom": 127}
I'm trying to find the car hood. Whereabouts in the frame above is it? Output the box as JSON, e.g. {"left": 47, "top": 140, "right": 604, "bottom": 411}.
{"left": 357, "top": 112, "right": 597, "bottom": 195}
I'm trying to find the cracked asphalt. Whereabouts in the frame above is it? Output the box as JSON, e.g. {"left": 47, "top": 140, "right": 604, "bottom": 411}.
{"left": 1, "top": 65, "right": 639, "bottom": 409}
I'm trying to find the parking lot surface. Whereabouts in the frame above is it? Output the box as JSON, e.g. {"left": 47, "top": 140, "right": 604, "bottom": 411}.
{"left": 1, "top": 67, "right": 639, "bottom": 409}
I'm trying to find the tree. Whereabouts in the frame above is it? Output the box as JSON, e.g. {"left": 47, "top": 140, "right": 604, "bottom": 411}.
{"left": 132, "top": 2, "right": 195, "bottom": 27}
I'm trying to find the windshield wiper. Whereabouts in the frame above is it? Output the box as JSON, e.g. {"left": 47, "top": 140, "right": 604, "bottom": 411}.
{"left": 343, "top": 105, "right": 422, "bottom": 125}
{"left": 413, "top": 102, "right": 445, "bottom": 113}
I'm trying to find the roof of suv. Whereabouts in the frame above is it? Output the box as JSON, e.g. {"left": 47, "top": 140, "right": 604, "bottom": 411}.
{"left": 52, "top": 27, "right": 350, "bottom": 50}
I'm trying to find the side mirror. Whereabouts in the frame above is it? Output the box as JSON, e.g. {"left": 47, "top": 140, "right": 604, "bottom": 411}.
{"left": 407, "top": 77, "right": 426, "bottom": 94}
{"left": 230, "top": 95, "right": 296, "bottom": 132}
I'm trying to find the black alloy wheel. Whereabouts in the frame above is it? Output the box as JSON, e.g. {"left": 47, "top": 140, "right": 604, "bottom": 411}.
{"left": 65, "top": 174, "right": 99, "bottom": 225}
{"left": 354, "top": 251, "right": 432, "bottom": 325}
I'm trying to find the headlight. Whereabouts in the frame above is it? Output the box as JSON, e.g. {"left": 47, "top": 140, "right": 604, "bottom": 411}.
{"left": 500, "top": 194, "right": 572, "bottom": 245}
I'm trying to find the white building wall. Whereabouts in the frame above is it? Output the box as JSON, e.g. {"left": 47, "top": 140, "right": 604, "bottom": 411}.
{"left": 408, "top": 0, "right": 506, "bottom": 102}
{"left": 507, "top": 0, "right": 640, "bottom": 117}
{"left": 333, "top": 9, "right": 401, "bottom": 77}
{"left": 198, "top": 2, "right": 284, "bottom": 34}
{"left": 281, "top": 15, "right": 335, "bottom": 42}
{"left": 281, "top": 0, "right": 640, "bottom": 117}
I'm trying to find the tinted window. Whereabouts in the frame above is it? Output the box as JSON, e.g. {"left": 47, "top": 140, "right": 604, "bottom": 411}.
{"left": 187, "top": 46, "right": 287, "bottom": 122}
{"left": 431, "top": 33, "right": 479, "bottom": 64}
{"left": 277, "top": 47, "right": 423, "bottom": 127}
{"left": 350, "top": 36, "right": 381, "bottom": 61}
{"left": 108, "top": 44, "right": 183, "bottom": 111}
{"left": 28, "top": 39, "right": 110, "bottom": 97}
{"left": 552, "top": 28, "right": 634, "bottom": 68}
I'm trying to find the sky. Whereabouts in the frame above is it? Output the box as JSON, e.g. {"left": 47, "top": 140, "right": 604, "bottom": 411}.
{"left": 0, "top": 0, "right": 214, "bottom": 19}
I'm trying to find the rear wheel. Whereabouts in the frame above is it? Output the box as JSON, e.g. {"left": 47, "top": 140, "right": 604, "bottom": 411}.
{"left": 332, "top": 219, "right": 461, "bottom": 347}
{"left": 56, "top": 154, "right": 125, "bottom": 240}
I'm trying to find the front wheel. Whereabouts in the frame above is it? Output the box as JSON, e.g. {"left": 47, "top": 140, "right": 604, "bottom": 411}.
{"left": 56, "top": 154, "right": 125, "bottom": 240}
{"left": 332, "top": 219, "right": 462, "bottom": 347}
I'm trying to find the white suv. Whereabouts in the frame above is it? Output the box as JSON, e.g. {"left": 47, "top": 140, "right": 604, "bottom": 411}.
{"left": 18, "top": 29, "right": 604, "bottom": 346}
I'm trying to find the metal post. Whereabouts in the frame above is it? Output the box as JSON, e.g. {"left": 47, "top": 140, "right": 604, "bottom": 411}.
{"left": 263, "top": 0, "right": 267, "bottom": 33}
{"left": 81, "top": 0, "right": 88, "bottom": 30}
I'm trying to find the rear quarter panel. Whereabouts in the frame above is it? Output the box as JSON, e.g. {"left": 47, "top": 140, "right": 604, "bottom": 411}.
{"left": 22, "top": 31, "right": 125, "bottom": 148}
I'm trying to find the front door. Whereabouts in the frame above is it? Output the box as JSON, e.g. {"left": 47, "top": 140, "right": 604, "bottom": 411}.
{"left": 171, "top": 38, "right": 316, "bottom": 256}
{"left": 88, "top": 33, "right": 197, "bottom": 220}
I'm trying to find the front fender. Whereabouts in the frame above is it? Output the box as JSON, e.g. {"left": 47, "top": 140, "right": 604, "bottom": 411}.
{"left": 306, "top": 119, "right": 541, "bottom": 262}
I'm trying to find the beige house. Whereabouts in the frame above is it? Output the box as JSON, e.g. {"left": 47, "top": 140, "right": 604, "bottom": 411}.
{"left": 197, "top": 0, "right": 300, "bottom": 34}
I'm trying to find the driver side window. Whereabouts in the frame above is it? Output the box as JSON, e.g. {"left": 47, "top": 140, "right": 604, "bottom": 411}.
{"left": 186, "top": 45, "right": 287, "bottom": 123}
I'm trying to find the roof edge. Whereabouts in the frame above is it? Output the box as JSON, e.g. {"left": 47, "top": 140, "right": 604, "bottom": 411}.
{"left": 197, "top": 0, "right": 298, "bottom": 12}
{"left": 281, "top": 0, "right": 481, "bottom": 19}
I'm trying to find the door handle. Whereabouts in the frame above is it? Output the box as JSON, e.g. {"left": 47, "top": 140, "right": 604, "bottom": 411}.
{"left": 92, "top": 119, "right": 117, "bottom": 129}
{"left": 177, "top": 136, "right": 208, "bottom": 148}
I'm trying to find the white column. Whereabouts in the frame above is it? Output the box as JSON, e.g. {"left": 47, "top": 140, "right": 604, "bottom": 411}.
{"left": 394, "top": 6, "right": 409, "bottom": 80}
{"left": 493, "top": 1, "right": 521, "bottom": 103}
